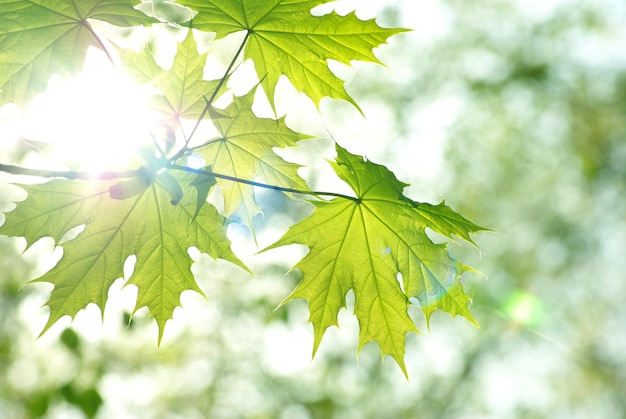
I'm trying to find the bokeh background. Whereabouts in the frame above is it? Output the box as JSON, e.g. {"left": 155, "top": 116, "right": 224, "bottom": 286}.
{"left": 1, "top": 0, "right": 625, "bottom": 417}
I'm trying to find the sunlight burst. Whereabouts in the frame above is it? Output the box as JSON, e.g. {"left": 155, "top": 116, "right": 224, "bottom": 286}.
{"left": 22, "top": 48, "right": 159, "bottom": 174}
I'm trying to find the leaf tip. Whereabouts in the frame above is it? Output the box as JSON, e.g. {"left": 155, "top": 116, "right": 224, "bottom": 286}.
{"left": 156, "top": 320, "right": 167, "bottom": 347}
{"left": 311, "top": 336, "right": 323, "bottom": 360}
{"left": 384, "top": 350, "right": 411, "bottom": 380}
{"left": 36, "top": 308, "right": 68, "bottom": 339}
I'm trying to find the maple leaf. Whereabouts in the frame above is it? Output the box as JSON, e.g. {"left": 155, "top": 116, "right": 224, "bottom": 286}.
{"left": 191, "top": 88, "right": 312, "bottom": 234}
{"left": 178, "top": 0, "right": 406, "bottom": 109}
{"left": 264, "top": 145, "right": 485, "bottom": 375}
{"left": 118, "top": 28, "right": 221, "bottom": 122}
{"left": 0, "top": 171, "right": 248, "bottom": 341}
{"left": 0, "top": 0, "right": 156, "bottom": 108}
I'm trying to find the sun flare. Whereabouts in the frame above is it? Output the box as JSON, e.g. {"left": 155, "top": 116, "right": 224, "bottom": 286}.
{"left": 21, "top": 48, "right": 159, "bottom": 174}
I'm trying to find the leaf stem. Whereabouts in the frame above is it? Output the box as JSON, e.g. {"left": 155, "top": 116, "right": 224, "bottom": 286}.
{"left": 170, "top": 30, "right": 252, "bottom": 162}
{"left": 168, "top": 164, "right": 359, "bottom": 202}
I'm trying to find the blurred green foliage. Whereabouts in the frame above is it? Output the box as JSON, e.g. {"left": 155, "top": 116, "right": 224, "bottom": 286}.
{"left": 1, "top": 0, "right": 625, "bottom": 418}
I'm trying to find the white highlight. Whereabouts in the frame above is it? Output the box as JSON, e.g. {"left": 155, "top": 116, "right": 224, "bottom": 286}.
{"left": 22, "top": 47, "right": 158, "bottom": 173}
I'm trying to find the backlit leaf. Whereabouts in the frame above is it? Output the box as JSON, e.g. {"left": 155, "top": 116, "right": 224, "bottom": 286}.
{"left": 178, "top": 0, "right": 407, "bottom": 109}
{"left": 119, "top": 29, "right": 221, "bottom": 122}
{"left": 194, "top": 89, "right": 312, "bottom": 234}
{"left": 0, "top": 0, "right": 156, "bottom": 107}
{"left": 0, "top": 171, "right": 248, "bottom": 341}
{"left": 265, "top": 145, "right": 485, "bottom": 375}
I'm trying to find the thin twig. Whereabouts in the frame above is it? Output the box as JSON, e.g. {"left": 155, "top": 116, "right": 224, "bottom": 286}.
{"left": 170, "top": 30, "right": 252, "bottom": 162}
{"left": 0, "top": 162, "right": 358, "bottom": 202}
{"left": 168, "top": 164, "right": 359, "bottom": 202}
{"left": 0, "top": 163, "right": 141, "bottom": 180}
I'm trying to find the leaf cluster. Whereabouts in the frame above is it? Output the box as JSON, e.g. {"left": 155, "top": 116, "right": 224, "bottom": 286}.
{"left": 0, "top": 0, "right": 486, "bottom": 374}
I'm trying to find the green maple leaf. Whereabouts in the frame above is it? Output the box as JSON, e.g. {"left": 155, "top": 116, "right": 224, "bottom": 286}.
{"left": 192, "top": 88, "right": 312, "bottom": 234}
{"left": 0, "top": 0, "right": 156, "bottom": 108}
{"left": 119, "top": 28, "right": 221, "bottom": 121}
{"left": 178, "top": 0, "right": 406, "bottom": 109}
{"left": 265, "top": 145, "right": 486, "bottom": 375}
{"left": 0, "top": 171, "right": 248, "bottom": 341}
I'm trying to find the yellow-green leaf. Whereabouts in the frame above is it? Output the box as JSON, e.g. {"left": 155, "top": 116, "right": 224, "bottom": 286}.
{"left": 0, "top": 171, "right": 248, "bottom": 341}
{"left": 179, "top": 0, "right": 407, "bottom": 109}
{"left": 0, "top": 0, "right": 156, "bottom": 107}
{"left": 119, "top": 29, "right": 221, "bottom": 122}
{"left": 265, "top": 145, "right": 485, "bottom": 376}
{"left": 195, "top": 89, "right": 312, "bottom": 234}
